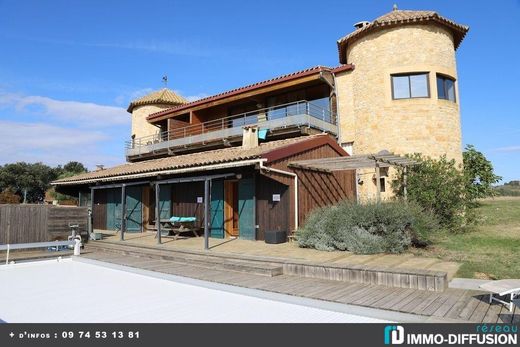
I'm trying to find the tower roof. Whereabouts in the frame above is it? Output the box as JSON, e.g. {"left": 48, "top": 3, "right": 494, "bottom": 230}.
{"left": 337, "top": 9, "right": 469, "bottom": 64}
{"left": 127, "top": 88, "right": 188, "bottom": 112}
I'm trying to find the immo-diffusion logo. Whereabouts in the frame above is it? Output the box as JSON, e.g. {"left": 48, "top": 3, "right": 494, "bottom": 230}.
{"left": 384, "top": 325, "right": 405, "bottom": 345}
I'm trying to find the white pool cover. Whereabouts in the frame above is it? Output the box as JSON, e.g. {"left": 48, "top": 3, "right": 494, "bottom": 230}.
{"left": 0, "top": 258, "right": 389, "bottom": 323}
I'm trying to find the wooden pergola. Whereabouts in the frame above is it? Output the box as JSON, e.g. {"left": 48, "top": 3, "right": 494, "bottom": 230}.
{"left": 289, "top": 150, "right": 417, "bottom": 202}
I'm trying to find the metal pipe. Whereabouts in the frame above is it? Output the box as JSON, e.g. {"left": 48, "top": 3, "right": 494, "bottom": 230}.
{"left": 120, "top": 184, "right": 126, "bottom": 241}
{"left": 89, "top": 187, "right": 94, "bottom": 235}
{"left": 155, "top": 183, "right": 161, "bottom": 244}
{"left": 259, "top": 162, "right": 299, "bottom": 230}
{"left": 204, "top": 179, "right": 210, "bottom": 250}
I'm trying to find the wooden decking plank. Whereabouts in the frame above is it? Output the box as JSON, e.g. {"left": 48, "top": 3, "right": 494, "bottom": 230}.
{"left": 469, "top": 297, "right": 493, "bottom": 323}
{"left": 316, "top": 282, "right": 370, "bottom": 302}
{"left": 353, "top": 285, "right": 403, "bottom": 306}
{"left": 409, "top": 290, "right": 447, "bottom": 315}
{"left": 378, "top": 289, "right": 417, "bottom": 310}
{"left": 286, "top": 280, "right": 338, "bottom": 297}
{"left": 403, "top": 290, "right": 442, "bottom": 315}
{"left": 481, "top": 302, "right": 502, "bottom": 323}
{"left": 392, "top": 289, "right": 424, "bottom": 311}
{"left": 337, "top": 285, "right": 380, "bottom": 304}
{"left": 343, "top": 285, "right": 384, "bottom": 305}
{"left": 423, "top": 288, "right": 470, "bottom": 319}
{"left": 458, "top": 295, "right": 482, "bottom": 321}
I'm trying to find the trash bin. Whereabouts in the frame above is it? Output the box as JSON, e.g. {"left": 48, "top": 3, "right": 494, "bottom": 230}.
{"left": 264, "top": 230, "right": 287, "bottom": 244}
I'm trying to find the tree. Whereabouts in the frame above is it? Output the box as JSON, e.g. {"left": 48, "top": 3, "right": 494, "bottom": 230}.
{"left": 463, "top": 145, "right": 502, "bottom": 201}
{"left": 63, "top": 161, "right": 88, "bottom": 175}
{"left": 0, "top": 162, "right": 59, "bottom": 203}
{"left": 392, "top": 154, "right": 471, "bottom": 230}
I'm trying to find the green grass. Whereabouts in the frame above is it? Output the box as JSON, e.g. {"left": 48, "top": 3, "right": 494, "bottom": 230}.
{"left": 412, "top": 197, "right": 520, "bottom": 279}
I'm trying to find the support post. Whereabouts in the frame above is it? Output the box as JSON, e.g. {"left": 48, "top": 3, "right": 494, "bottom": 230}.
{"left": 120, "top": 184, "right": 126, "bottom": 241}
{"left": 375, "top": 162, "right": 381, "bottom": 203}
{"left": 89, "top": 187, "right": 94, "bottom": 235}
{"left": 155, "top": 183, "right": 161, "bottom": 244}
{"left": 204, "top": 179, "right": 210, "bottom": 250}
{"left": 403, "top": 166, "right": 408, "bottom": 201}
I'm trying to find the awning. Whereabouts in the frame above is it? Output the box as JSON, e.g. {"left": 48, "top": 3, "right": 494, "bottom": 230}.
{"left": 289, "top": 150, "right": 416, "bottom": 172}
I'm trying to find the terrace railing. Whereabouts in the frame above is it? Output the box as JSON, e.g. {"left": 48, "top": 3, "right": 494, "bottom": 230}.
{"left": 125, "top": 100, "right": 337, "bottom": 157}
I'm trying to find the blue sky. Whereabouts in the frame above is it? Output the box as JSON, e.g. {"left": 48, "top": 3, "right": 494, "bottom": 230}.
{"left": 0, "top": 0, "right": 518, "bottom": 182}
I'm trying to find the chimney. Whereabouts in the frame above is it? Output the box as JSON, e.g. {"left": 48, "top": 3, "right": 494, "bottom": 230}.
{"left": 242, "top": 126, "right": 259, "bottom": 150}
{"left": 95, "top": 164, "right": 105, "bottom": 171}
{"left": 353, "top": 21, "right": 370, "bottom": 29}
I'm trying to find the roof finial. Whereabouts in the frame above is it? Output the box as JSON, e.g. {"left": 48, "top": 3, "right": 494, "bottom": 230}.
{"left": 162, "top": 75, "right": 168, "bottom": 88}
{"left": 393, "top": 3, "right": 398, "bottom": 11}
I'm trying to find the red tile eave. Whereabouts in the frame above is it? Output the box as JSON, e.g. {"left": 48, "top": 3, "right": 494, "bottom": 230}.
{"left": 262, "top": 135, "right": 348, "bottom": 164}
{"left": 146, "top": 65, "right": 354, "bottom": 122}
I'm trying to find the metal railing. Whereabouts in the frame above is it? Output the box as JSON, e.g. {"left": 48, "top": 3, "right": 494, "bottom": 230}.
{"left": 125, "top": 100, "right": 337, "bottom": 156}
{"left": 1, "top": 240, "right": 81, "bottom": 264}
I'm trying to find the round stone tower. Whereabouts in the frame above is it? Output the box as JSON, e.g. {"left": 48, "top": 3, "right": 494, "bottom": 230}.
{"left": 335, "top": 8, "right": 469, "bottom": 164}
{"left": 127, "top": 88, "right": 187, "bottom": 140}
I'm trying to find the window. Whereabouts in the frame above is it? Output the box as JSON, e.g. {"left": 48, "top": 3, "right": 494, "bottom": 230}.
{"left": 391, "top": 73, "right": 429, "bottom": 99}
{"left": 341, "top": 142, "right": 354, "bottom": 155}
{"left": 380, "top": 178, "right": 386, "bottom": 193}
{"left": 437, "top": 74, "right": 456, "bottom": 102}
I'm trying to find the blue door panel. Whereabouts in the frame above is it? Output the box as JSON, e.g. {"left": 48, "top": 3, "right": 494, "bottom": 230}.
{"left": 210, "top": 180, "right": 224, "bottom": 238}
{"left": 238, "top": 178, "right": 255, "bottom": 240}
{"left": 125, "top": 186, "right": 142, "bottom": 232}
{"left": 159, "top": 185, "right": 172, "bottom": 220}
{"left": 106, "top": 188, "right": 122, "bottom": 231}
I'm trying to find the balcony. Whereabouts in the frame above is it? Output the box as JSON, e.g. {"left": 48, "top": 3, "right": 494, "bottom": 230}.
{"left": 125, "top": 100, "right": 338, "bottom": 160}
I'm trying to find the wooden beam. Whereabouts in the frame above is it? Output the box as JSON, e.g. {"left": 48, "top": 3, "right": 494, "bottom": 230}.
{"left": 375, "top": 163, "right": 381, "bottom": 203}
{"left": 149, "top": 75, "right": 321, "bottom": 122}
{"left": 403, "top": 166, "right": 408, "bottom": 201}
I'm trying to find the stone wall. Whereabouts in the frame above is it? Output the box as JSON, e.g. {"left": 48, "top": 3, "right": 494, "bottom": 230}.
{"left": 131, "top": 104, "right": 172, "bottom": 140}
{"left": 335, "top": 24, "right": 463, "bottom": 200}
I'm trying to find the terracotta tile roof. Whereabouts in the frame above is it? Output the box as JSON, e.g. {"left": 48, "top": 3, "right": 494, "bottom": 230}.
{"left": 146, "top": 65, "right": 354, "bottom": 122}
{"left": 53, "top": 135, "right": 332, "bottom": 185}
{"left": 337, "top": 9, "right": 469, "bottom": 64}
{"left": 127, "top": 88, "right": 188, "bottom": 112}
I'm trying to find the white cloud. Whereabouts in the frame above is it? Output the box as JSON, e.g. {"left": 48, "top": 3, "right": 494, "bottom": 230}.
{"left": 492, "top": 146, "right": 520, "bottom": 153}
{"left": 176, "top": 91, "right": 210, "bottom": 102}
{"left": 0, "top": 121, "right": 123, "bottom": 169}
{"left": 0, "top": 92, "right": 129, "bottom": 127}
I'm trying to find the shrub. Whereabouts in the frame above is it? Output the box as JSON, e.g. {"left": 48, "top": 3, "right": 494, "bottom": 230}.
{"left": 0, "top": 188, "right": 21, "bottom": 204}
{"left": 297, "top": 200, "right": 439, "bottom": 254}
{"left": 392, "top": 154, "right": 470, "bottom": 230}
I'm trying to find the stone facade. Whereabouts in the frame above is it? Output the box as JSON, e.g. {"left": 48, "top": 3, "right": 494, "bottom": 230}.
{"left": 131, "top": 104, "right": 172, "bottom": 140}
{"left": 335, "top": 24, "right": 463, "bottom": 201}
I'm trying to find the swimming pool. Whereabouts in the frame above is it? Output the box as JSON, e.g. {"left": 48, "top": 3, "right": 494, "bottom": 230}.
{"left": 0, "top": 257, "right": 392, "bottom": 323}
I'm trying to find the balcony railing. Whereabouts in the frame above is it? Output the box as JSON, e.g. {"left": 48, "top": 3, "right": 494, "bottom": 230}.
{"left": 125, "top": 100, "right": 337, "bottom": 158}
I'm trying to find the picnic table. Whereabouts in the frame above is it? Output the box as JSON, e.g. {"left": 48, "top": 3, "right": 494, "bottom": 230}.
{"left": 154, "top": 216, "right": 201, "bottom": 240}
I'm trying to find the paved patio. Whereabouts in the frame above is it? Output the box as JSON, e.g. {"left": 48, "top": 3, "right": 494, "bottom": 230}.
{"left": 96, "top": 231, "right": 460, "bottom": 280}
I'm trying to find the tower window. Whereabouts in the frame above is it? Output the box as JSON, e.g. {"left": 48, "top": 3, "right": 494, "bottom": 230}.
{"left": 391, "top": 73, "right": 429, "bottom": 99}
{"left": 437, "top": 74, "right": 456, "bottom": 102}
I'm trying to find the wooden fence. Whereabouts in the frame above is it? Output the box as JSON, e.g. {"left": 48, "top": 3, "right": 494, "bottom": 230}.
{"left": 0, "top": 204, "right": 88, "bottom": 245}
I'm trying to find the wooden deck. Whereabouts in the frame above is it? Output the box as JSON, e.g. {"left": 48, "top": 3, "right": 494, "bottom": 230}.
{"left": 82, "top": 245, "right": 519, "bottom": 323}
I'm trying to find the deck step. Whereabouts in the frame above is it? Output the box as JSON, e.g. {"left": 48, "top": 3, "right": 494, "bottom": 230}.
{"left": 85, "top": 241, "right": 449, "bottom": 291}
{"left": 86, "top": 242, "right": 283, "bottom": 277}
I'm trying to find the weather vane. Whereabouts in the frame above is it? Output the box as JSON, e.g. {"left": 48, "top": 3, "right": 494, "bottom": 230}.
{"left": 162, "top": 75, "right": 168, "bottom": 87}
